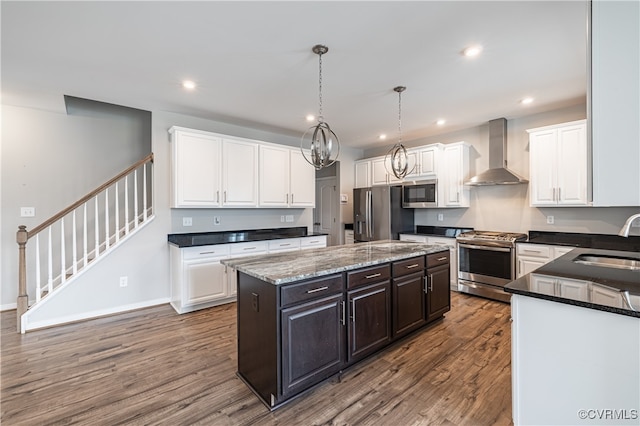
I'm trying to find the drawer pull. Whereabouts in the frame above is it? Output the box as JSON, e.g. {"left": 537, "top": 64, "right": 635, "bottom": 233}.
{"left": 243, "top": 247, "right": 257, "bottom": 250}
{"left": 437, "top": 257, "right": 448, "bottom": 261}
{"left": 309, "top": 240, "right": 319, "bottom": 244}
{"left": 306, "top": 286, "right": 329, "bottom": 294}
{"left": 365, "top": 273, "right": 382, "bottom": 279}
{"left": 406, "top": 264, "right": 420, "bottom": 269}
{"left": 279, "top": 243, "right": 291, "bottom": 247}
{"left": 523, "top": 249, "right": 540, "bottom": 253}
{"left": 199, "top": 251, "right": 217, "bottom": 255}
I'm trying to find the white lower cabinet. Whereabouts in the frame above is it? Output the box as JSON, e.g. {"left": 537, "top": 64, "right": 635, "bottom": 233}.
{"left": 171, "top": 236, "right": 327, "bottom": 313}
{"left": 170, "top": 244, "right": 232, "bottom": 314}
{"left": 516, "top": 243, "right": 576, "bottom": 278}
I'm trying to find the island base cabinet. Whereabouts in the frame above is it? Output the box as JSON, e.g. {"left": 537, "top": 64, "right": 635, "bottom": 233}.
{"left": 511, "top": 295, "right": 640, "bottom": 425}
{"left": 426, "top": 252, "right": 451, "bottom": 323}
{"left": 237, "top": 273, "right": 279, "bottom": 407}
{"left": 392, "top": 272, "right": 427, "bottom": 338}
{"left": 281, "top": 294, "right": 345, "bottom": 398}
{"left": 347, "top": 281, "right": 391, "bottom": 363}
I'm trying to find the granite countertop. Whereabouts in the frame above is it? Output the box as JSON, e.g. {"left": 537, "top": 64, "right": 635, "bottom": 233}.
{"left": 168, "top": 226, "right": 326, "bottom": 248}
{"left": 524, "top": 230, "right": 640, "bottom": 252}
{"left": 506, "top": 247, "right": 640, "bottom": 318}
{"left": 221, "top": 240, "right": 448, "bottom": 285}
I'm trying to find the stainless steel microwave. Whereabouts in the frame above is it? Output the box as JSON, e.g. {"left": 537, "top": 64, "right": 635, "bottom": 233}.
{"left": 402, "top": 180, "right": 437, "bottom": 208}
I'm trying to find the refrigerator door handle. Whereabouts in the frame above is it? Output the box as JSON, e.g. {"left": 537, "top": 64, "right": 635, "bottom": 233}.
{"left": 367, "top": 190, "right": 373, "bottom": 239}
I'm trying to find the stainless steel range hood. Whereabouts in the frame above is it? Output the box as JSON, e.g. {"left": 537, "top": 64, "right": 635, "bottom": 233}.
{"left": 465, "top": 118, "right": 528, "bottom": 186}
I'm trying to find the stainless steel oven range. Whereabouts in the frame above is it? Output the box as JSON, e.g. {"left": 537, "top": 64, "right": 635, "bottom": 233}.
{"left": 456, "top": 230, "right": 527, "bottom": 303}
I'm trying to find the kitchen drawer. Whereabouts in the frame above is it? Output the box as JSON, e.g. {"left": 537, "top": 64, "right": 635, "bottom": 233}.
{"left": 517, "top": 243, "right": 551, "bottom": 258}
{"left": 392, "top": 256, "right": 425, "bottom": 278}
{"left": 280, "top": 274, "right": 343, "bottom": 307}
{"left": 230, "top": 241, "right": 268, "bottom": 255}
{"left": 300, "top": 236, "right": 327, "bottom": 250}
{"left": 182, "top": 244, "right": 230, "bottom": 260}
{"left": 347, "top": 264, "right": 391, "bottom": 289}
{"left": 427, "top": 251, "right": 450, "bottom": 268}
{"left": 268, "top": 238, "right": 300, "bottom": 252}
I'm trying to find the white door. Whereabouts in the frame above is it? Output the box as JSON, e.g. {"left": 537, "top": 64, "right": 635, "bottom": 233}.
{"left": 315, "top": 177, "right": 338, "bottom": 246}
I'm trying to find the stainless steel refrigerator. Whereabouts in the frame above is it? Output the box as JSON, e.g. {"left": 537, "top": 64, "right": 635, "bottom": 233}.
{"left": 353, "top": 185, "right": 414, "bottom": 242}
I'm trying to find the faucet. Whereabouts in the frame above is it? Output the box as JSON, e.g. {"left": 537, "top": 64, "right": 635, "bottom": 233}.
{"left": 619, "top": 213, "right": 640, "bottom": 237}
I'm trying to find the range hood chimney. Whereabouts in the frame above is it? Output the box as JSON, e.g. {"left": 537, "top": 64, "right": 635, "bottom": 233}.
{"left": 465, "top": 117, "right": 528, "bottom": 186}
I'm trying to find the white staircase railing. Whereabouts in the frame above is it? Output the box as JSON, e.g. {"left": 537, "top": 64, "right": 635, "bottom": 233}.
{"left": 16, "top": 153, "right": 154, "bottom": 333}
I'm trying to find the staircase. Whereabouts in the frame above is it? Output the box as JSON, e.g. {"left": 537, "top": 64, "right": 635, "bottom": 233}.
{"left": 16, "top": 154, "right": 154, "bottom": 333}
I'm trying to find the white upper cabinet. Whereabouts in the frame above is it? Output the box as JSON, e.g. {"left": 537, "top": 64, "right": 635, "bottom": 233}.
{"left": 170, "top": 127, "right": 222, "bottom": 208}
{"left": 289, "top": 150, "right": 315, "bottom": 207}
{"left": 371, "top": 156, "right": 402, "bottom": 186}
{"left": 354, "top": 160, "right": 371, "bottom": 188}
{"left": 528, "top": 120, "right": 588, "bottom": 207}
{"left": 591, "top": 0, "right": 640, "bottom": 206}
{"left": 440, "top": 142, "right": 470, "bottom": 207}
{"left": 259, "top": 145, "right": 315, "bottom": 208}
{"left": 170, "top": 126, "right": 313, "bottom": 209}
{"left": 259, "top": 144, "right": 290, "bottom": 207}
{"left": 222, "top": 138, "right": 258, "bottom": 207}
{"left": 407, "top": 144, "right": 440, "bottom": 179}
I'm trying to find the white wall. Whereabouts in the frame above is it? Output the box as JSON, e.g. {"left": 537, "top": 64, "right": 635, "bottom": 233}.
{"left": 364, "top": 103, "right": 640, "bottom": 235}
{"left": 1, "top": 105, "right": 344, "bottom": 319}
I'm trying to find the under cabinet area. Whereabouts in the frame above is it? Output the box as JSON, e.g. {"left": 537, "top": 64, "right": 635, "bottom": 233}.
{"left": 234, "top": 247, "right": 450, "bottom": 409}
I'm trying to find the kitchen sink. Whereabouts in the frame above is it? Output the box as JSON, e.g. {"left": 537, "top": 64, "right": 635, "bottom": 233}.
{"left": 573, "top": 254, "right": 640, "bottom": 271}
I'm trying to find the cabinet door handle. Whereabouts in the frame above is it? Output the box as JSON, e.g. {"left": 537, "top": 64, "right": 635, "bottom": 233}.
{"left": 558, "top": 187, "right": 561, "bottom": 202}
{"left": 351, "top": 300, "right": 356, "bottom": 322}
{"left": 306, "top": 286, "right": 328, "bottom": 294}
{"left": 429, "top": 273, "right": 434, "bottom": 292}
{"left": 286, "top": 193, "right": 289, "bottom": 204}
{"left": 365, "top": 273, "right": 382, "bottom": 279}
{"left": 406, "top": 264, "right": 420, "bottom": 269}
{"left": 341, "top": 300, "right": 346, "bottom": 325}
{"left": 224, "top": 191, "right": 227, "bottom": 203}
{"left": 424, "top": 276, "right": 428, "bottom": 294}
{"left": 216, "top": 190, "right": 220, "bottom": 203}
{"left": 291, "top": 194, "right": 294, "bottom": 204}
{"left": 552, "top": 187, "right": 556, "bottom": 202}
{"left": 437, "top": 257, "right": 448, "bottom": 261}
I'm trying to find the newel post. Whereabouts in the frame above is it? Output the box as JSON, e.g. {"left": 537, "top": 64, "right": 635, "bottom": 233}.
{"left": 16, "top": 225, "right": 29, "bottom": 333}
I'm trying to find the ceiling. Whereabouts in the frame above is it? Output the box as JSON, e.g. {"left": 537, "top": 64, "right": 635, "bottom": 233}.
{"left": 1, "top": 1, "right": 588, "bottom": 150}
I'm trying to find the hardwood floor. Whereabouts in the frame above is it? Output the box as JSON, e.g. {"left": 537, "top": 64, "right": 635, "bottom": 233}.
{"left": 1, "top": 292, "right": 513, "bottom": 425}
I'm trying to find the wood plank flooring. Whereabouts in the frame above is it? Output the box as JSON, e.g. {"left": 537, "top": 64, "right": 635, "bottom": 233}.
{"left": 1, "top": 292, "right": 512, "bottom": 425}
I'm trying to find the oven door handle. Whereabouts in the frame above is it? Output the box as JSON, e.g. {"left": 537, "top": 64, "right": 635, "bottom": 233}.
{"left": 457, "top": 243, "right": 511, "bottom": 253}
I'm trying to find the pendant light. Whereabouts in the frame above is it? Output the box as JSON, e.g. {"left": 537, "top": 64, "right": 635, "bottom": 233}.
{"left": 385, "top": 86, "right": 413, "bottom": 179}
{"left": 301, "top": 44, "right": 340, "bottom": 170}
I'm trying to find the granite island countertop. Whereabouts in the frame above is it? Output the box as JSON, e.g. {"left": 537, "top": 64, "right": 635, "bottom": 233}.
{"left": 221, "top": 240, "right": 448, "bottom": 285}
{"left": 506, "top": 247, "right": 640, "bottom": 318}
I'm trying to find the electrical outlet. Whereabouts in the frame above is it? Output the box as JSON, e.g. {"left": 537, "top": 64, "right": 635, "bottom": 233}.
{"left": 546, "top": 215, "right": 554, "bottom": 224}
{"left": 183, "top": 217, "right": 192, "bottom": 226}
{"left": 437, "top": 213, "right": 444, "bottom": 222}
{"left": 280, "top": 215, "right": 285, "bottom": 223}
{"left": 119, "top": 276, "right": 128, "bottom": 287}
{"left": 214, "top": 216, "right": 221, "bottom": 226}
{"left": 285, "top": 215, "right": 294, "bottom": 223}
{"left": 20, "top": 207, "right": 36, "bottom": 217}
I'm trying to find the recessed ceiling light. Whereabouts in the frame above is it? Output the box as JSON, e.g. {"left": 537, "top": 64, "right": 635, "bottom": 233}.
{"left": 379, "top": 134, "right": 387, "bottom": 140}
{"left": 436, "top": 119, "right": 446, "bottom": 126}
{"left": 305, "top": 114, "right": 315, "bottom": 122}
{"left": 182, "top": 80, "right": 196, "bottom": 90}
{"left": 462, "top": 45, "right": 483, "bottom": 58}
{"left": 520, "top": 97, "right": 534, "bottom": 105}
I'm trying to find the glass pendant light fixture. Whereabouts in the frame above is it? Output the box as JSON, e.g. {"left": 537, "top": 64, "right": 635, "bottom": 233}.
{"left": 385, "top": 85, "right": 413, "bottom": 179}
{"left": 301, "top": 44, "right": 340, "bottom": 170}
